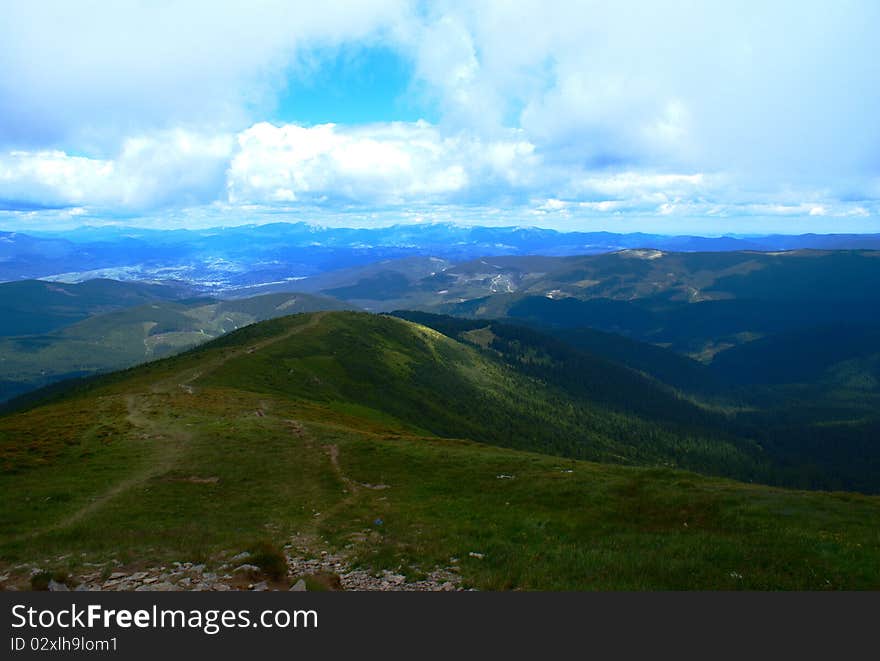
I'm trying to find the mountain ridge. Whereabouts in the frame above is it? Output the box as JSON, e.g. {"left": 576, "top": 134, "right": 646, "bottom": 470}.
{"left": 2, "top": 309, "right": 879, "bottom": 590}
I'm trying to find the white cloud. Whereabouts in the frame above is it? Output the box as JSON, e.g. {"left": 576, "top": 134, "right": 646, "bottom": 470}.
{"left": 2, "top": 119, "right": 875, "bottom": 232}
{"left": 1, "top": 120, "right": 542, "bottom": 209}
{"left": 442, "top": 3, "right": 878, "bottom": 175}
{"left": 571, "top": 172, "right": 707, "bottom": 198}
{"left": 0, "top": 151, "right": 114, "bottom": 207}
{"left": 0, "top": 130, "right": 233, "bottom": 209}
{"left": 226, "top": 121, "right": 537, "bottom": 204}
{"left": 0, "top": 0, "right": 411, "bottom": 147}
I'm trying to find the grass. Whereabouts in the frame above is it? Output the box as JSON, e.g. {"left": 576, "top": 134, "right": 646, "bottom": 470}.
{"left": 248, "top": 541, "right": 289, "bottom": 582}
{"left": 0, "top": 312, "right": 878, "bottom": 590}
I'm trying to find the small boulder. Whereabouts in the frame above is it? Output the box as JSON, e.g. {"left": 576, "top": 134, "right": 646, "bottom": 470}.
{"left": 48, "top": 579, "right": 69, "bottom": 592}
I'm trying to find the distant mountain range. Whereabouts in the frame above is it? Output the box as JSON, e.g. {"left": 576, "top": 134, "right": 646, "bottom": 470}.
{"left": 3, "top": 223, "right": 880, "bottom": 292}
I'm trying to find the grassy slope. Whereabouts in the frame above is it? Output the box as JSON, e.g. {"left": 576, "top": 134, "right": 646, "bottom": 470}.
{"left": 195, "top": 312, "right": 766, "bottom": 479}
{"left": 1, "top": 312, "right": 879, "bottom": 590}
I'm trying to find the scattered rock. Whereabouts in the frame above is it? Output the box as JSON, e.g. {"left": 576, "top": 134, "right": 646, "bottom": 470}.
{"left": 135, "top": 582, "right": 175, "bottom": 591}
{"left": 5, "top": 534, "right": 467, "bottom": 593}
{"left": 232, "top": 564, "right": 261, "bottom": 575}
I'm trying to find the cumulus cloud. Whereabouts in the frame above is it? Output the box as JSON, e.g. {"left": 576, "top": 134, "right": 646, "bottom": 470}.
{"left": 0, "top": 0, "right": 411, "bottom": 148}
{"left": 0, "top": 130, "right": 233, "bottom": 210}
{"left": 227, "top": 121, "right": 537, "bottom": 204}
{"left": 1, "top": 118, "right": 875, "bottom": 229}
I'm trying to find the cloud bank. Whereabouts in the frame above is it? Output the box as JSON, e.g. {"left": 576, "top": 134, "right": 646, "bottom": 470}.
{"left": 1, "top": 1, "right": 878, "bottom": 232}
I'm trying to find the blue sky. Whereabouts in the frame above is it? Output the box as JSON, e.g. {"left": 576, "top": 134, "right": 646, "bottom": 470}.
{"left": 0, "top": 1, "right": 878, "bottom": 234}
{"left": 274, "top": 46, "right": 429, "bottom": 126}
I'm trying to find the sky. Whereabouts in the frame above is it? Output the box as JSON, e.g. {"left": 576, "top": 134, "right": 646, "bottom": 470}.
{"left": 1, "top": 0, "right": 879, "bottom": 235}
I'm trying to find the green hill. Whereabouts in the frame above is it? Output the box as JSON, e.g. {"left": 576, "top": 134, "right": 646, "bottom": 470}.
{"left": 0, "top": 292, "right": 352, "bottom": 402}
{"left": 1, "top": 311, "right": 879, "bottom": 590}
{"left": 189, "top": 312, "right": 764, "bottom": 478}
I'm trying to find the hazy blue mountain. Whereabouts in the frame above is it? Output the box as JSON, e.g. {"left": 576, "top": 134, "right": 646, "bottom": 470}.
{"left": 4, "top": 224, "right": 880, "bottom": 294}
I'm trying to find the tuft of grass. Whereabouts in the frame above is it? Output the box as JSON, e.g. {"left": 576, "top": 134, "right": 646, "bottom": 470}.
{"left": 29, "top": 572, "right": 53, "bottom": 591}
{"left": 302, "top": 572, "right": 342, "bottom": 591}
{"left": 29, "top": 570, "right": 75, "bottom": 591}
{"left": 248, "top": 540, "right": 288, "bottom": 582}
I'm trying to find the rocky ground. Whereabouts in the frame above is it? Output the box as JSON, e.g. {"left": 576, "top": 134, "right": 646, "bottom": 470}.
{"left": 0, "top": 536, "right": 465, "bottom": 592}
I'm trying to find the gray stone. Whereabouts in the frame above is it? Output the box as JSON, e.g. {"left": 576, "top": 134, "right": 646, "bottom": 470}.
{"left": 135, "top": 582, "right": 175, "bottom": 591}
{"left": 48, "top": 580, "right": 69, "bottom": 592}
{"left": 233, "top": 564, "right": 261, "bottom": 575}
{"left": 289, "top": 579, "right": 307, "bottom": 592}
